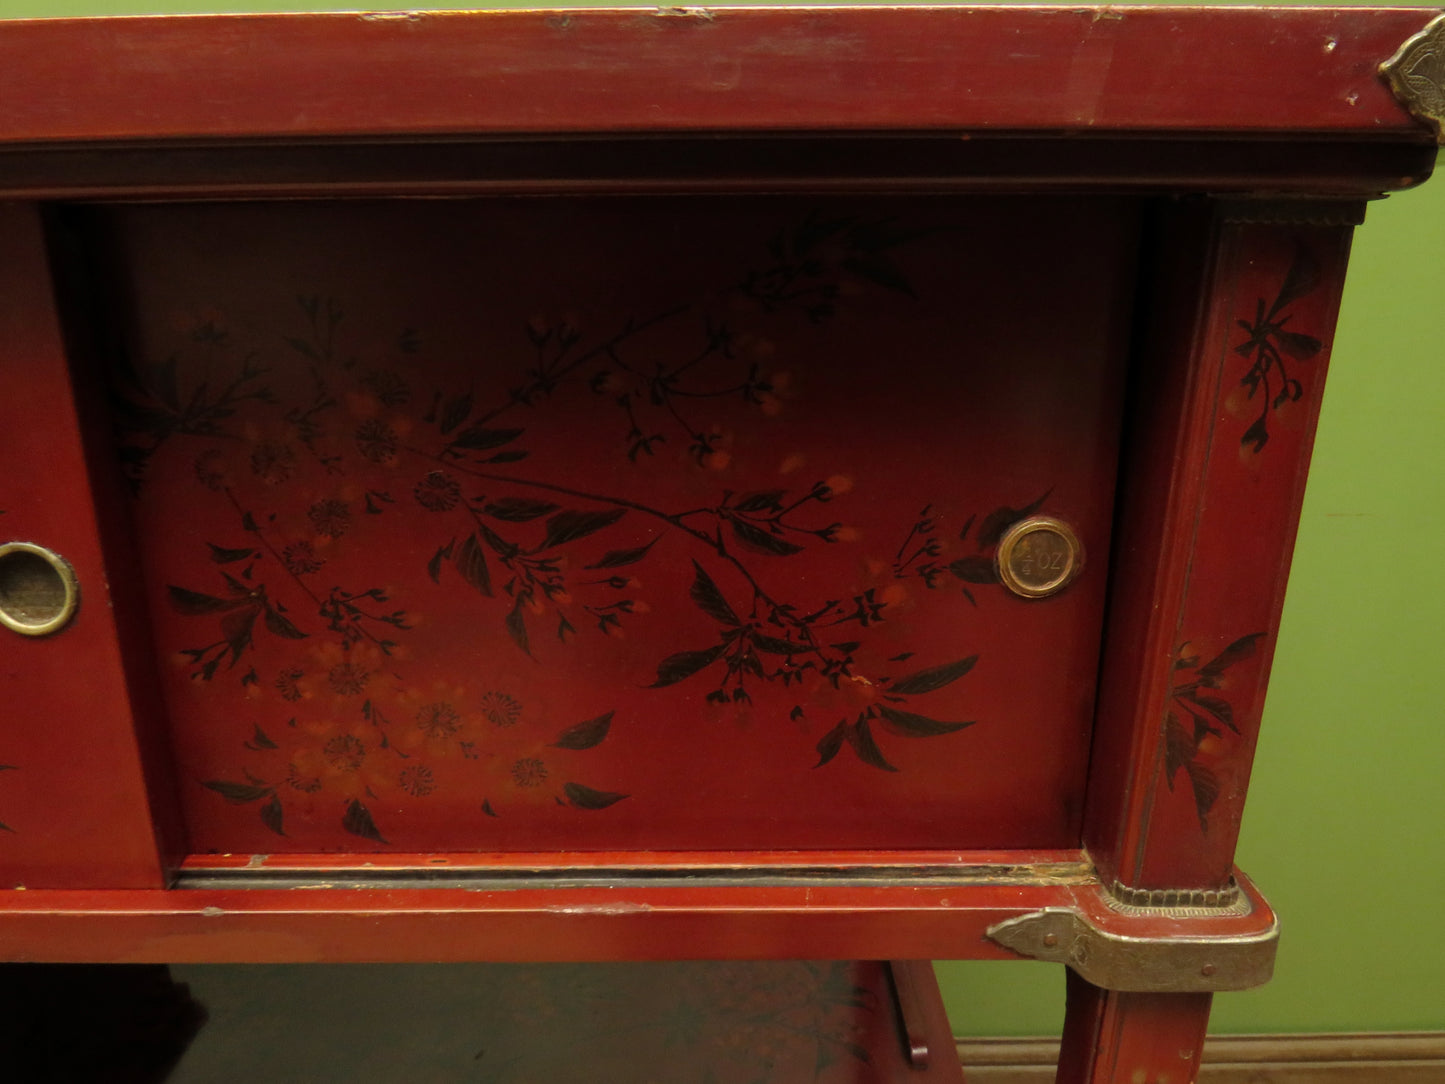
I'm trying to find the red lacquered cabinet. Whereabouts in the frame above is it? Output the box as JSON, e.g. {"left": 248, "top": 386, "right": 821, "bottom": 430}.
{"left": 0, "top": 8, "right": 1441, "bottom": 1081}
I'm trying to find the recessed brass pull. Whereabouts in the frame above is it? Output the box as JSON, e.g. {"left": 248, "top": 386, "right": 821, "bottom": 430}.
{"left": 0, "top": 542, "right": 80, "bottom": 636}
{"left": 995, "top": 516, "right": 1083, "bottom": 599}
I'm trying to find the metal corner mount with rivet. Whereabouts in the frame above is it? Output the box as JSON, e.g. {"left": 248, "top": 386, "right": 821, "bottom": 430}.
{"left": 1382, "top": 12, "right": 1445, "bottom": 143}
{"left": 985, "top": 875, "right": 1279, "bottom": 993}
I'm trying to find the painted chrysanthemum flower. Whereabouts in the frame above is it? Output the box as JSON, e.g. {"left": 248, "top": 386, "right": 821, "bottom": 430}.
{"left": 511, "top": 757, "right": 548, "bottom": 788}
{"left": 249, "top": 440, "right": 296, "bottom": 484}
{"left": 398, "top": 765, "right": 436, "bottom": 797}
{"left": 274, "top": 667, "right": 305, "bottom": 702}
{"left": 282, "top": 540, "right": 324, "bottom": 576}
{"left": 327, "top": 660, "right": 370, "bottom": 696}
{"left": 307, "top": 498, "right": 351, "bottom": 539}
{"left": 413, "top": 470, "right": 461, "bottom": 512}
{"left": 323, "top": 734, "right": 365, "bottom": 773}
{"left": 480, "top": 691, "right": 523, "bottom": 729}
{"left": 416, "top": 702, "right": 461, "bottom": 739}
{"left": 355, "top": 419, "right": 399, "bottom": 465}
{"left": 286, "top": 761, "right": 322, "bottom": 793}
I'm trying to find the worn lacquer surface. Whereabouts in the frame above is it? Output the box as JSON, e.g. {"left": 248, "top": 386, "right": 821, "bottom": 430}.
{"left": 84, "top": 196, "right": 1134, "bottom": 854}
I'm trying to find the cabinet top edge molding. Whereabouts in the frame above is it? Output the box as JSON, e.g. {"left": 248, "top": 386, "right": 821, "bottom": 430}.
{"left": 0, "top": 7, "right": 1442, "bottom": 151}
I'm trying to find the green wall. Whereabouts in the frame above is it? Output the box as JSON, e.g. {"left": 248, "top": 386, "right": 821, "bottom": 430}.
{"left": 3, "top": 0, "right": 1441, "bottom": 1039}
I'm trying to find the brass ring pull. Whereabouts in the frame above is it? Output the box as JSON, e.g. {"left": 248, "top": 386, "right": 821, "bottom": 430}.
{"left": 0, "top": 542, "right": 80, "bottom": 636}
{"left": 995, "top": 516, "right": 1083, "bottom": 599}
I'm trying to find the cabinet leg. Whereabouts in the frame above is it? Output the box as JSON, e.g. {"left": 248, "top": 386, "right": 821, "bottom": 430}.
{"left": 1055, "top": 969, "right": 1211, "bottom": 1084}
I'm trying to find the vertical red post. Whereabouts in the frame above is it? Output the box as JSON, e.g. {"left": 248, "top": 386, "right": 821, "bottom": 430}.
{"left": 1059, "top": 198, "right": 1362, "bottom": 1081}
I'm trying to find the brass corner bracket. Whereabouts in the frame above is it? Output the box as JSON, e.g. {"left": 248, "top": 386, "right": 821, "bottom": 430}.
{"left": 1382, "top": 12, "right": 1445, "bottom": 143}
{"left": 985, "top": 873, "right": 1277, "bottom": 994}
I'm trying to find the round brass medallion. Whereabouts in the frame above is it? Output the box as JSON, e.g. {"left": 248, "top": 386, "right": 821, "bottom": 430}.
{"left": 995, "top": 517, "right": 1083, "bottom": 600}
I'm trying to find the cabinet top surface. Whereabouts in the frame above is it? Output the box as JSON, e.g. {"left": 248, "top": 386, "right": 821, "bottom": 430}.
{"left": 0, "top": 6, "right": 1442, "bottom": 148}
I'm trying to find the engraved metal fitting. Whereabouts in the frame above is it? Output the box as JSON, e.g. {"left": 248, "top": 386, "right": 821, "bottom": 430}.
{"left": 985, "top": 873, "right": 1278, "bottom": 993}
{"left": 0, "top": 542, "right": 80, "bottom": 637}
{"left": 995, "top": 516, "right": 1083, "bottom": 599}
{"left": 1382, "top": 13, "right": 1445, "bottom": 143}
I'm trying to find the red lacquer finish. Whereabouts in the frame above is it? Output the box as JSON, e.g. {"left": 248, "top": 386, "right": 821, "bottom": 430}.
{"left": 0, "top": 203, "right": 177, "bottom": 889}
{"left": 0, "top": 9, "right": 1438, "bottom": 1081}
{"left": 86, "top": 195, "right": 1132, "bottom": 856}
{"left": 1085, "top": 202, "right": 1359, "bottom": 892}
{"left": 1057, "top": 971, "right": 1213, "bottom": 1084}
{"left": 0, "top": 8, "right": 1438, "bottom": 145}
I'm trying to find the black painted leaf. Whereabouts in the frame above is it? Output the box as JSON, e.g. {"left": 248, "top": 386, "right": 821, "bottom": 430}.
{"left": 202, "top": 780, "right": 270, "bottom": 805}
{"left": 285, "top": 335, "right": 320, "bottom": 361}
{"left": 481, "top": 799, "right": 498, "bottom": 818}
{"left": 1186, "top": 761, "right": 1221, "bottom": 826}
{"left": 1275, "top": 329, "right": 1322, "bottom": 360}
{"left": 477, "top": 523, "right": 520, "bottom": 560}
{"left": 168, "top": 585, "right": 243, "bottom": 615}
{"left": 427, "top": 539, "right": 454, "bottom": 584}
{"left": 585, "top": 541, "right": 656, "bottom": 569}
{"left": 342, "top": 799, "right": 388, "bottom": 844}
{"left": 976, "top": 490, "right": 1052, "bottom": 549}
{"left": 0, "top": 821, "right": 12, "bottom": 833}
{"left": 1269, "top": 244, "right": 1322, "bottom": 318}
{"left": 689, "top": 561, "right": 740, "bottom": 626}
{"left": 453, "top": 424, "right": 523, "bottom": 451}
{"left": 259, "top": 793, "right": 285, "bottom": 836}
{"left": 249, "top": 723, "right": 278, "bottom": 750}
{"left": 843, "top": 255, "right": 915, "bottom": 298}
{"left": 650, "top": 644, "right": 726, "bottom": 687}
{"left": 814, "top": 721, "right": 847, "bottom": 767}
{"left": 487, "top": 449, "right": 529, "bottom": 463}
{"left": 484, "top": 497, "right": 560, "bottom": 523}
{"left": 439, "top": 391, "right": 473, "bottom": 435}
{"left": 957, "top": 512, "right": 976, "bottom": 543}
{"left": 831, "top": 641, "right": 861, "bottom": 653}
{"left": 1241, "top": 415, "right": 1269, "bottom": 453}
{"left": 1164, "top": 712, "right": 1194, "bottom": 784}
{"left": 1184, "top": 692, "right": 1236, "bottom": 732}
{"left": 1199, "top": 633, "right": 1263, "bottom": 678}
{"left": 540, "top": 508, "right": 627, "bottom": 550}
{"left": 564, "top": 782, "right": 629, "bottom": 810}
{"left": 221, "top": 607, "right": 260, "bottom": 662}
{"left": 455, "top": 533, "right": 493, "bottom": 597}
{"left": 733, "top": 490, "right": 785, "bottom": 513}
{"left": 948, "top": 555, "right": 996, "bottom": 584}
{"left": 505, "top": 600, "right": 531, "bottom": 656}
{"left": 752, "top": 634, "right": 801, "bottom": 655}
{"left": 842, "top": 1041, "right": 872, "bottom": 1065}
{"left": 208, "top": 543, "right": 256, "bottom": 564}
{"left": 845, "top": 719, "right": 899, "bottom": 772}
{"left": 889, "top": 655, "right": 978, "bottom": 696}
{"left": 877, "top": 705, "right": 974, "bottom": 738}
{"left": 1185, "top": 706, "right": 1218, "bottom": 744}
{"left": 263, "top": 606, "right": 307, "bottom": 640}
{"left": 552, "top": 711, "right": 614, "bottom": 750}
{"left": 816, "top": 1041, "right": 839, "bottom": 1074}
{"left": 241, "top": 511, "right": 259, "bottom": 533}
{"left": 729, "top": 518, "right": 803, "bottom": 557}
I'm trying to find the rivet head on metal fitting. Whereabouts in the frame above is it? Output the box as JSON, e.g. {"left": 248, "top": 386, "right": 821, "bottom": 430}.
{"left": 1200, "top": 964, "right": 1217, "bottom": 977}
{"left": 1042, "top": 933, "right": 1059, "bottom": 947}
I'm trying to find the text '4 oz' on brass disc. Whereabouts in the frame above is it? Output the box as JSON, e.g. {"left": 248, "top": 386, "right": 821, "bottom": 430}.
{"left": 995, "top": 517, "right": 1083, "bottom": 599}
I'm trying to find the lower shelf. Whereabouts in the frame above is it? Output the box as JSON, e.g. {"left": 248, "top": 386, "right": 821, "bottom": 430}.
{"left": 0, "top": 959, "right": 963, "bottom": 1083}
